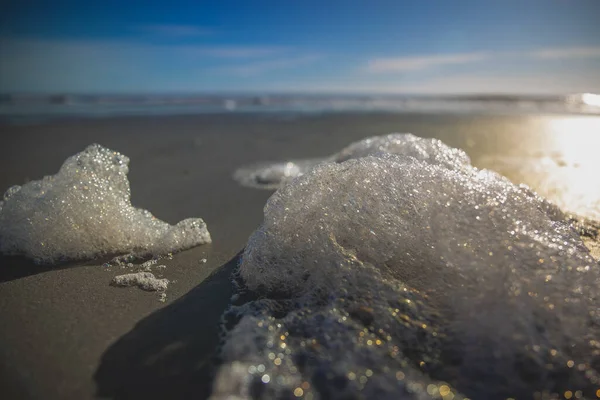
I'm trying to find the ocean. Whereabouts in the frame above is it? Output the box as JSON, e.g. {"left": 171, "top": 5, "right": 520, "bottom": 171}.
{"left": 1, "top": 93, "right": 599, "bottom": 124}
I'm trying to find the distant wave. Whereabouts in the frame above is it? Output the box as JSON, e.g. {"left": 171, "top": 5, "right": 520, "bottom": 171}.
{"left": 1, "top": 93, "right": 599, "bottom": 121}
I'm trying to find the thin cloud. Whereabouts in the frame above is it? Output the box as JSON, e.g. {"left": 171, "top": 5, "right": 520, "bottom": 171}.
{"left": 220, "top": 55, "right": 320, "bottom": 76}
{"left": 365, "top": 46, "right": 600, "bottom": 74}
{"left": 181, "top": 46, "right": 287, "bottom": 58}
{"left": 367, "top": 52, "right": 489, "bottom": 73}
{"left": 532, "top": 46, "right": 600, "bottom": 59}
{"left": 138, "top": 24, "right": 213, "bottom": 37}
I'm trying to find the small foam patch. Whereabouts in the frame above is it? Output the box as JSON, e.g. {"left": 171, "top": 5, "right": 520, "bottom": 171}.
{"left": 111, "top": 272, "right": 168, "bottom": 292}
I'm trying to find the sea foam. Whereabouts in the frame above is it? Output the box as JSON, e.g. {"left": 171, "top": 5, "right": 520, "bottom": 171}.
{"left": 234, "top": 133, "right": 472, "bottom": 189}
{"left": 111, "top": 271, "right": 169, "bottom": 292}
{"left": 217, "top": 139, "right": 599, "bottom": 399}
{"left": 332, "top": 133, "right": 471, "bottom": 170}
{"left": 0, "top": 144, "right": 211, "bottom": 264}
{"left": 234, "top": 159, "right": 324, "bottom": 190}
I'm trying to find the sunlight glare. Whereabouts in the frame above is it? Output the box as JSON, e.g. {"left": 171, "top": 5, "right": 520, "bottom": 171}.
{"left": 581, "top": 93, "right": 600, "bottom": 107}
{"left": 540, "top": 116, "right": 600, "bottom": 219}
{"left": 547, "top": 117, "right": 600, "bottom": 165}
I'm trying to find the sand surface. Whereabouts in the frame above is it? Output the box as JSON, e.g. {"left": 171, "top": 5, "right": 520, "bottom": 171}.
{"left": 0, "top": 112, "right": 598, "bottom": 399}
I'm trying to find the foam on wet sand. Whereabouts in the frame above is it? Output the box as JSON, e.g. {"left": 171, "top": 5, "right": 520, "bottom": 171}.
{"left": 234, "top": 159, "right": 324, "bottom": 190}
{"left": 217, "top": 136, "right": 599, "bottom": 399}
{"left": 0, "top": 144, "right": 211, "bottom": 264}
{"left": 233, "top": 133, "right": 472, "bottom": 189}
{"left": 111, "top": 272, "right": 169, "bottom": 292}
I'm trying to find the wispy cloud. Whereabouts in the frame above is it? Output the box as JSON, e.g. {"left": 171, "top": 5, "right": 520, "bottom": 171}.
{"left": 220, "top": 55, "right": 320, "bottom": 76}
{"left": 2, "top": 35, "right": 598, "bottom": 94}
{"left": 532, "top": 46, "right": 600, "bottom": 59}
{"left": 366, "top": 46, "right": 600, "bottom": 74}
{"left": 367, "top": 52, "right": 489, "bottom": 73}
{"left": 181, "top": 46, "right": 287, "bottom": 58}
{"left": 0, "top": 38, "right": 315, "bottom": 91}
{"left": 138, "top": 24, "right": 212, "bottom": 37}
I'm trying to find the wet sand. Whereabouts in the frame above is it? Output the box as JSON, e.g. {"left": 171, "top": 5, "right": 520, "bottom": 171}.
{"left": 0, "top": 112, "right": 598, "bottom": 399}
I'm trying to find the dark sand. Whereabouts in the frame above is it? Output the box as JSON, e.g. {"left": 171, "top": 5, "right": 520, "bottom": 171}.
{"left": 0, "top": 112, "right": 598, "bottom": 399}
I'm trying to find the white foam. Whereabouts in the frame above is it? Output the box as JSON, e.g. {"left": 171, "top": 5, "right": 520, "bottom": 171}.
{"left": 0, "top": 144, "right": 211, "bottom": 264}
{"left": 111, "top": 272, "right": 168, "bottom": 292}
{"left": 234, "top": 159, "right": 325, "bottom": 190}
{"left": 240, "top": 155, "right": 585, "bottom": 295}
{"left": 233, "top": 133, "right": 471, "bottom": 189}
{"left": 332, "top": 133, "right": 471, "bottom": 170}
{"left": 140, "top": 259, "right": 159, "bottom": 270}
{"left": 219, "top": 147, "right": 598, "bottom": 398}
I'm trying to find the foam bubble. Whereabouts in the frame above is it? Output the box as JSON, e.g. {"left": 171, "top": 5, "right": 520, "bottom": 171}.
{"left": 111, "top": 272, "right": 168, "bottom": 292}
{"left": 0, "top": 144, "right": 211, "bottom": 264}
{"left": 219, "top": 151, "right": 598, "bottom": 399}
{"left": 233, "top": 133, "right": 471, "bottom": 189}
{"left": 234, "top": 159, "right": 325, "bottom": 190}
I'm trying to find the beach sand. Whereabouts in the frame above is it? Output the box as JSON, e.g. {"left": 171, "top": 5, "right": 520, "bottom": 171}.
{"left": 0, "top": 112, "right": 598, "bottom": 399}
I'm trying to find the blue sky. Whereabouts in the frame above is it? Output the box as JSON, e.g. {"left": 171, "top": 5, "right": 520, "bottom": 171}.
{"left": 1, "top": 0, "right": 599, "bottom": 94}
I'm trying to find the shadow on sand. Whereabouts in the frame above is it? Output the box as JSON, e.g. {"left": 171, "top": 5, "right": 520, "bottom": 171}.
{"left": 0, "top": 255, "right": 87, "bottom": 283}
{"left": 94, "top": 253, "right": 240, "bottom": 400}
{"left": 0, "top": 253, "right": 132, "bottom": 283}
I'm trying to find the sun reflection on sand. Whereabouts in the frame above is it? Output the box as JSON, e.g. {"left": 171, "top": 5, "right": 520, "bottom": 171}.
{"left": 581, "top": 93, "right": 600, "bottom": 107}
{"left": 548, "top": 116, "right": 600, "bottom": 164}
{"left": 478, "top": 116, "right": 600, "bottom": 220}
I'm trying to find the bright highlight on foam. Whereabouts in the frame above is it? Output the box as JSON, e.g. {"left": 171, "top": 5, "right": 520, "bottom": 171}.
{"left": 0, "top": 144, "right": 211, "bottom": 264}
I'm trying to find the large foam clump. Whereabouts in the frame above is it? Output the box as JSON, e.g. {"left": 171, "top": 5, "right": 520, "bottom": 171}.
{"left": 217, "top": 149, "right": 599, "bottom": 399}
{"left": 234, "top": 133, "right": 471, "bottom": 189}
{"left": 0, "top": 144, "right": 211, "bottom": 264}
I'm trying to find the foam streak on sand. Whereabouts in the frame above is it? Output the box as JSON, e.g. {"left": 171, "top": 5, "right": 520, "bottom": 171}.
{"left": 216, "top": 135, "right": 599, "bottom": 399}
{"left": 111, "top": 272, "right": 169, "bottom": 292}
{"left": 0, "top": 144, "right": 211, "bottom": 264}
